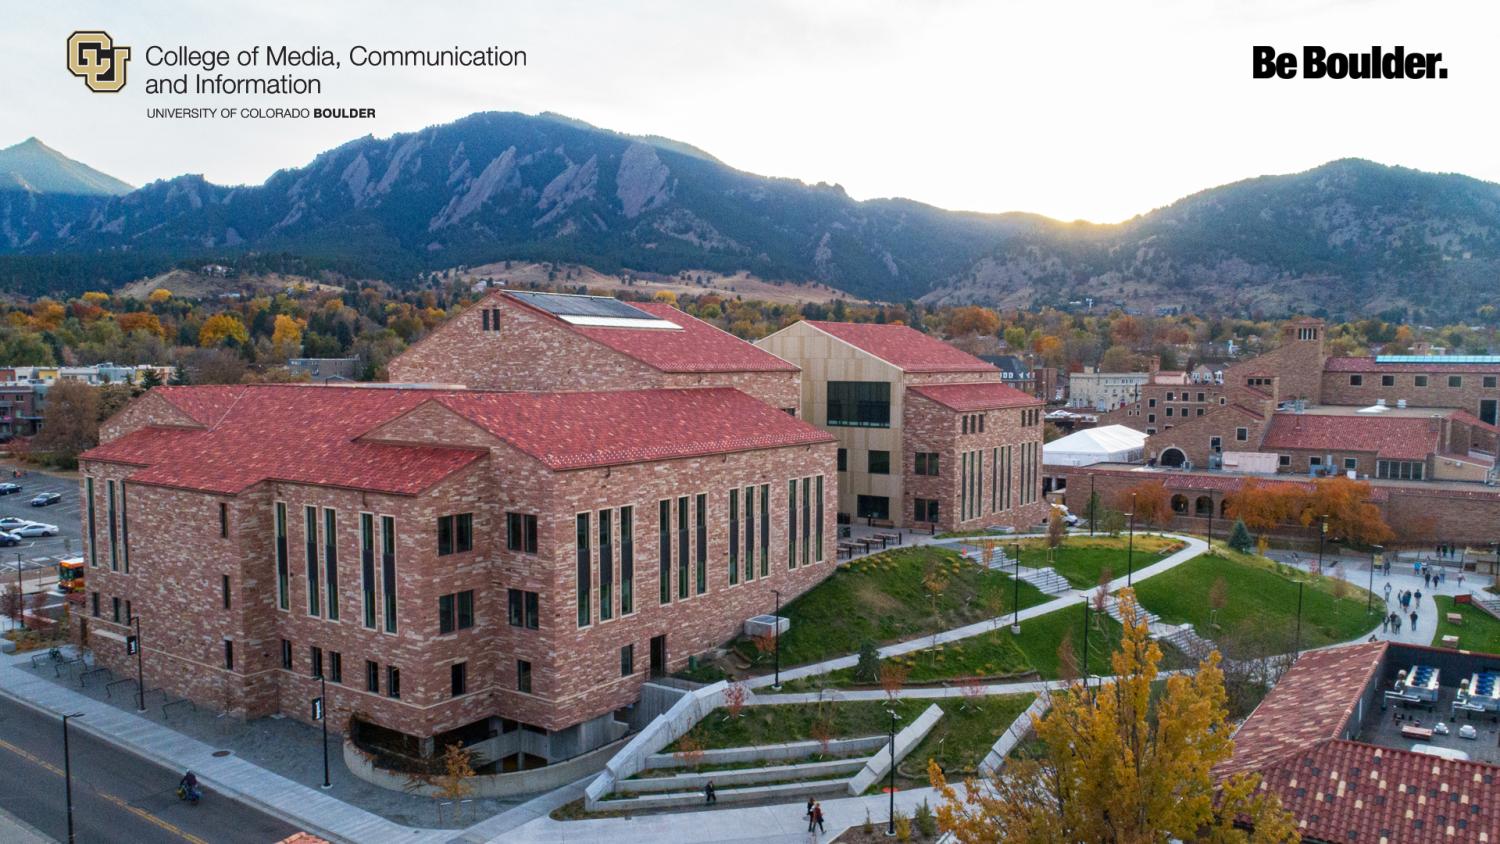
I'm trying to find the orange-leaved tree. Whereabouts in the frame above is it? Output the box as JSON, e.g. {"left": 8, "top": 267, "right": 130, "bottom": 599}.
{"left": 1121, "top": 481, "right": 1171, "bottom": 531}
{"left": 1307, "top": 476, "right": 1393, "bottom": 547}
{"left": 929, "top": 590, "right": 1298, "bottom": 843}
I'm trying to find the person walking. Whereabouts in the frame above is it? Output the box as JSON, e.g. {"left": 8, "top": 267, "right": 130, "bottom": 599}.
{"left": 813, "top": 802, "right": 825, "bottom": 834}
{"left": 1411, "top": 610, "right": 1419, "bottom": 630}
{"left": 1459, "top": 572, "right": 1466, "bottom": 588}
{"left": 806, "top": 798, "right": 816, "bottom": 832}
{"left": 1384, "top": 582, "right": 1392, "bottom": 605}
{"left": 1415, "top": 589, "right": 1423, "bottom": 607}
{"left": 1382, "top": 614, "right": 1390, "bottom": 633}
{"left": 1392, "top": 614, "right": 1402, "bottom": 634}
{"left": 705, "top": 780, "right": 716, "bottom": 805}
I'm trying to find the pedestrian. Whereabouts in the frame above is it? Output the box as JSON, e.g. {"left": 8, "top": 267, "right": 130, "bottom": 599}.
{"left": 1460, "top": 573, "right": 1466, "bottom": 588}
{"left": 1425, "top": 572, "right": 1432, "bottom": 588}
{"left": 814, "top": 802, "right": 825, "bottom": 834}
{"left": 1384, "top": 582, "right": 1392, "bottom": 604}
{"left": 1416, "top": 590, "right": 1423, "bottom": 607}
{"left": 1393, "top": 615, "right": 1402, "bottom": 633}
{"left": 1382, "top": 615, "right": 1390, "bottom": 633}
{"left": 806, "top": 798, "right": 816, "bottom": 832}
{"left": 1411, "top": 610, "right": 1419, "bottom": 629}
{"left": 705, "top": 780, "right": 716, "bottom": 804}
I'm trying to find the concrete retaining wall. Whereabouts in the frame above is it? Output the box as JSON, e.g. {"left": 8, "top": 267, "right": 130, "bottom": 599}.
{"left": 344, "top": 734, "right": 627, "bottom": 799}
{"left": 847, "top": 703, "right": 943, "bottom": 795}
{"left": 618, "top": 757, "right": 868, "bottom": 793}
{"left": 585, "top": 679, "right": 729, "bottom": 810}
{"left": 642, "top": 735, "right": 886, "bottom": 770}
{"left": 599, "top": 777, "right": 851, "bottom": 812}
{"left": 978, "top": 694, "right": 1047, "bottom": 775}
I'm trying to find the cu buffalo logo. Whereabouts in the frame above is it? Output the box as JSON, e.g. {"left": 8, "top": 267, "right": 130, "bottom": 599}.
{"left": 67, "top": 31, "right": 130, "bottom": 93}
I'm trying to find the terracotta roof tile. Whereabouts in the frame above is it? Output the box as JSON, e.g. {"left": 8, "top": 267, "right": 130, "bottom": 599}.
{"left": 1262, "top": 414, "right": 1440, "bottom": 460}
{"left": 803, "top": 321, "right": 996, "bottom": 373}
{"left": 908, "top": 382, "right": 1039, "bottom": 412}
{"left": 1327, "top": 356, "right": 1500, "bottom": 375}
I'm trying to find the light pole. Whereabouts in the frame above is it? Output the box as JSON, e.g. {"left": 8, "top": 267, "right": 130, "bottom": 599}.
{"left": 63, "top": 711, "right": 84, "bottom": 844}
{"left": 1316, "top": 514, "right": 1329, "bottom": 575}
{"left": 1368, "top": 545, "right": 1383, "bottom": 615}
{"left": 15, "top": 551, "right": 24, "bottom": 632}
{"left": 1206, "top": 499, "right": 1214, "bottom": 549}
{"left": 1011, "top": 543, "right": 1021, "bottom": 634}
{"left": 885, "top": 708, "right": 901, "bottom": 836}
{"left": 771, "top": 589, "right": 783, "bottom": 691}
{"left": 131, "top": 614, "right": 145, "bottom": 712}
{"left": 1081, "top": 601, "right": 1090, "bottom": 686}
{"left": 316, "top": 673, "right": 331, "bottom": 789}
{"left": 1125, "top": 509, "right": 1136, "bottom": 587}
{"left": 1294, "top": 579, "right": 1305, "bottom": 657}
{"left": 1089, "top": 475, "right": 1096, "bottom": 537}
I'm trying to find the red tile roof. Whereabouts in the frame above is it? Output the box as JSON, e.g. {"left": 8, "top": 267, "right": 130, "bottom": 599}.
{"left": 1262, "top": 413, "right": 1440, "bottom": 460}
{"left": 506, "top": 295, "right": 798, "bottom": 374}
{"left": 908, "top": 382, "right": 1039, "bottom": 412}
{"left": 1220, "top": 641, "right": 1387, "bottom": 777}
{"left": 84, "top": 384, "right": 832, "bottom": 495}
{"left": 153, "top": 384, "right": 246, "bottom": 427}
{"left": 1452, "top": 410, "right": 1500, "bottom": 433}
{"left": 1326, "top": 356, "right": 1500, "bottom": 375}
{"left": 432, "top": 387, "right": 832, "bottom": 470}
{"left": 802, "top": 321, "right": 997, "bottom": 373}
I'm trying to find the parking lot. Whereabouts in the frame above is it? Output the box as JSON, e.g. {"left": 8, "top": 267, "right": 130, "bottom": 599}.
{"left": 0, "top": 469, "right": 82, "bottom": 590}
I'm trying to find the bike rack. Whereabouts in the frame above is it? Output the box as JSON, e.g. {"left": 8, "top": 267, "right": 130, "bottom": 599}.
{"left": 52, "top": 656, "right": 82, "bottom": 678}
{"left": 29, "top": 650, "right": 60, "bottom": 669}
{"left": 161, "top": 697, "right": 196, "bottom": 719}
{"left": 105, "top": 677, "right": 138, "bottom": 699}
{"left": 79, "top": 667, "right": 111, "bottom": 687}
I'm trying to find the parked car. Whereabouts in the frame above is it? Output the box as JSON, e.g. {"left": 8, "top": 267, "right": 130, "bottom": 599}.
{"left": 13, "top": 523, "right": 58, "bottom": 537}
{"left": 0, "top": 517, "right": 33, "bottom": 531}
{"left": 28, "top": 492, "right": 60, "bottom": 507}
{"left": 0, "top": 483, "right": 21, "bottom": 495}
{"left": 0, "top": 531, "right": 19, "bottom": 547}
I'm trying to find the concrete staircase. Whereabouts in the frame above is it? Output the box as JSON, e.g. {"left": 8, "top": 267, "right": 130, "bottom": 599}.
{"left": 1017, "top": 566, "right": 1072, "bottom": 595}
{"left": 1473, "top": 596, "right": 1500, "bottom": 622}
{"left": 1157, "top": 625, "right": 1217, "bottom": 662}
{"left": 1100, "top": 596, "right": 1160, "bottom": 628}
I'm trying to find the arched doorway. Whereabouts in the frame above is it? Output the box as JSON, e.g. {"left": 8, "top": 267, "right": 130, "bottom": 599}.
{"left": 1159, "top": 447, "right": 1187, "bottom": 468}
{"left": 1171, "top": 494, "right": 1188, "bottom": 514}
{"left": 1195, "top": 496, "right": 1213, "bottom": 516}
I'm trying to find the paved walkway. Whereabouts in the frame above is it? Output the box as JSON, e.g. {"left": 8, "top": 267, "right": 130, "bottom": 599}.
{"left": 745, "top": 533, "right": 1208, "bottom": 689}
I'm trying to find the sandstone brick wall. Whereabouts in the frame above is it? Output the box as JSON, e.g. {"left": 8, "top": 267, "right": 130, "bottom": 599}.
{"left": 1320, "top": 370, "right": 1500, "bottom": 417}
{"left": 902, "top": 393, "right": 1048, "bottom": 532}
{"left": 98, "top": 391, "right": 200, "bottom": 442}
{"left": 1144, "top": 404, "right": 1269, "bottom": 469}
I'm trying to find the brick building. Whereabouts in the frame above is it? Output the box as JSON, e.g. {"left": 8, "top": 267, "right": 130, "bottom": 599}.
{"left": 756, "top": 321, "right": 1048, "bottom": 532}
{"left": 79, "top": 383, "right": 835, "bottom": 765}
{"left": 387, "top": 289, "right": 802, "bottom": 413}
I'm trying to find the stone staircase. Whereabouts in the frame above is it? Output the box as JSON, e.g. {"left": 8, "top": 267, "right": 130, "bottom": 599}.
{"left": 1157, "top": 625, "right": 1217, "bottom": 662}
{"left": 1473, "top": 596, "right": 1500, "bottom": 622}
{"left": 1017, "top": 566, "right": 1072, "bottom": 595}
{"left": 1099, "top": 596, "right": 1161, "bottom": 628}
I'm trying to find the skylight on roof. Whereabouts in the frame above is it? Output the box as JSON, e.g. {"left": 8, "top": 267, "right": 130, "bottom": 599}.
{"left": 509, "top": 291, "right": 681, "bottom": 330}
{"left": 1376, "top": 355, "right": 1500, "bottom": 364}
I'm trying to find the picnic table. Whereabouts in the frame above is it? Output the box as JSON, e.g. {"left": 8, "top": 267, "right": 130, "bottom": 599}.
{"left": 1448, "top": 612, "right": 1464, "bottom": 625}
{"left": 874, "top": 531, "right": 903, "bottom": 547}
{"left": 1442, "top": 635, "right": 1461, "bottom": 647}
{"left": 837, "top": 541, "right": 862, "bottom": 559}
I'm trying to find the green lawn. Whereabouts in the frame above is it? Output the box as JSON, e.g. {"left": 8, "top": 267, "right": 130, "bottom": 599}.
{"left": 1432, "top": 596, "right": 1500, "bottom": 655}
{"left": 1014, "top": 535, "right": 1182, "bottom": 589}
{"left": 1134, "top": 547, "right": 1377, "bottom": 654}
{"left": 667, "top": 699, "right": 931, "bottom": 751}
{"left": 737, "top": 546, "right": 1050, "bottom": 670}
{"left": 897, "top": 694, "right": 1035, "bottom": 786}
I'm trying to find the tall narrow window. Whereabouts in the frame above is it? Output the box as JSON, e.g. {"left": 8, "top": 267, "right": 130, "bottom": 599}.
{"left": 517, "top": 659, "right": 532, "bottom": 694}
{"left": 801, "top": 477, "right": 811, "bottom": 567}
{"left": 120, "top": 483, "right": 129, "bottom": 573}
{"left": 787, "top": 479, "right": 797, "bottom": 568}
{"left": 677, "top": 496, "right": 689, "bottom": 600}
{"left": 386, "top": 666, "right": 400, "bottom": 699}
{"left": 219, "top": 502, "right": 229, "bottom": 538}
{"left": 107, "top": 480, "right": 119, "bottom": 571}
{"left": 991, "top": 448, "right": 998, "bottom": 513}
{"left": 324, "top": 509, "right": 339, "bottom": 620}
{"left": 224, "top": 640, "right": 234, "bottom": 670}
{"left": 728, "top": 490, "right": 739, "bottom": 585}
{"left": 305, "top": 506, "right": 320, "bottom": 616}
{"left": 222, "top": 574, "right": 231, "bottom": 609}
{"left": 620, "top": 506, "right": 634, "bottom": 615}
{"left": 815, "top": 475, "right": 824, "bottom": 562}
{"left": 380, "top": 516, "right": 397, "bottom": 633}
{"left": 576, "top": 513, "right": 591, "bottom": 627}
{"left": 86, "top": 478, "right": 97, "bottom": 567}
{"left": 760, "top": 484, "right": 770, "bottom": 577}
{"left": 599, "top": 509, "right": 613, "bottom": 621}
{"left": 743, "top": 486, "right": 754, "bottom": 582}
{"left": 275, "top": 502, "right": 288, "bottom": 610}
{"left": 695, "top": 493, "right": 707, "bottom": 595}
{"left": 360, "top": 513, "right": 375, "bottom": 628}
{"left": 659, "top": 500, "right": 671, "bottom": 605}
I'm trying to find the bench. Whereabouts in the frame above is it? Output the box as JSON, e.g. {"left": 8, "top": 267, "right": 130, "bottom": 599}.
{"left": 867, "top": 518, "right": 895, "bottom": 529}
{"left": 1401, "top": 724, "right": 1435, "bottom": 741}
{"left": 1448, "top": 613, "right": 1464, "bottom": 625}
{"left": 1442, "top": 635, "right": 1461, "bottom": 647}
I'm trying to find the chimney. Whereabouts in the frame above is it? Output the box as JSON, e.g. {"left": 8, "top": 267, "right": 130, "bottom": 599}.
{"left": 1147, "top": 355, "right": 1161, "bottom": 374}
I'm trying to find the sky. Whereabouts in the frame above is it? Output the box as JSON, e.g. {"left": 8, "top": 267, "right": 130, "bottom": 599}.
{"left": 4, "top": 0, "right": 1498, "bottom": 223}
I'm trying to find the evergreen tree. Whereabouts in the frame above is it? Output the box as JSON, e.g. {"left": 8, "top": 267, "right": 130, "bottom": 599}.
{"left": 854, "top": 640, "right": 881, "bottom": 684}
{"left": 1228, "top": 518, "right": 1254, "bottom": 554}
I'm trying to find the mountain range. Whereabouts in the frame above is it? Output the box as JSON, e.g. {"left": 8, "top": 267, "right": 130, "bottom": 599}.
{"left": 1, "top": 113, "right": 1497, "bottom": 319}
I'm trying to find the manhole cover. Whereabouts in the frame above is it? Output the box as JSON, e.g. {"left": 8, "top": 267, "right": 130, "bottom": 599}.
{"left": 212, "top": 750, "right": 232, "bottom": 757}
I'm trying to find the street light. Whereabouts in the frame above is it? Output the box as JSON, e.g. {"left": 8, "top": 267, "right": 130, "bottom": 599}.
{"left": 1089, "top": 475, "right": 1096, "bottom": 537}
{"left": 1316, "top": 514, "right": 1329, "bottom": 575}
{"left": 1011, "top": 543, "right": 1021, "bottom": 634}
{"left": 314, "top": 673, "right": 331, "bottom": 789}
{"left": 1206, "top": 498, "right": 1214, "bottom": 550}
{"left": 63, "top": 711, "right": 84, "bottom": 844}
{"left": 130, "top": 614, "right": 145, "bottom": 712}
{"left": 1125, "top": 509, "right": 1136, "bottom": 587}
{"left": 885, "top": 707, "right": 901, "bottom": 837}
{"left": 771, "top": 589, "right": 783, "bottom": 691}
{"left": 1294, "top": 579, "right": 1305, "bottom": 657}
{"left": 1368, "top": 545, "right": 1383, "bottom": 615}
{"left": 15, "top": 551, "right": 24, "bottom": 632}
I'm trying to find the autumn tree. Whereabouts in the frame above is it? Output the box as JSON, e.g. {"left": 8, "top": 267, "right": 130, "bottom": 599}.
{"left": 34, "top": 380, "right": 100, "bottom": 467}
{"left": 879, "top": 660, "right": 910, "bottom": 703}
{"left": 1307, "top": 476, "right": 1393, "bottom": 547}
{"left": 198, "top": 313, "right": 250, "bottom": 348}
{"left": 947, "top": 306, "right": 1001, "bottom": 338}
{"left": 1047, "top": 507, "right": 1067, "bottom": 549}
{"left": 929, "top": 590, "right": 1298, "bottom": 843}
{"left": 722, "top": 681, "right": 748, "bottom": 719}
{"left": 437, "top": 742, "right": 475, "bottom": 803}
{"left": 1121, "top": 481, "right": 1171, "bottom": 531}
{"left": 1098, "top": 344, "right": 1138, "bottom": 372}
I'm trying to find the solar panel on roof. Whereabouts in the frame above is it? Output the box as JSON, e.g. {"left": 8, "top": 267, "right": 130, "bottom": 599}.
{"left": 1376, "top": 355, "right": 1500, "bottom": 364}
{"left": 510, "top": 291, "right": 656, "bottom": 320}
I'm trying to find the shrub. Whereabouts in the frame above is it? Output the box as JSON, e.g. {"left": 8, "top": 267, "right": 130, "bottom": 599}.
{"left": 854, "top": 639, "right": 881, "bottom": 683}
{"left": 915, "top": 799, "right": 937, "bottom": 837}
{"left": 1228, "top": 518, "right": 1255, "bottom": 553}
{"left": 895, "top": 809, "right": 912, "bottom": 841}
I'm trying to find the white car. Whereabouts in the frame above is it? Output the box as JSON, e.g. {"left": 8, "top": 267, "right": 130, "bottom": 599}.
{"left": 0, "top": 517, "right": 33, "bottom": 531}
{"left": 13, "top": 523, "right": 57, "bottom": 537}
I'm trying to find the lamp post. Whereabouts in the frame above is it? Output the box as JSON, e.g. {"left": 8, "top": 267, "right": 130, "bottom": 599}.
{"left": 1368, "top": 545, "right": 1383, "bottom": 615}
{"left": 315, "top": 673, "right": 330, "bottom": 789}
{"left": 885, "top": 708, "right": 901, "bottom": 837}
{"left": 15, "top": 551, "right": 24, "bottom": 632}
{"left": 1081, "top": 601, "right": 1090, "bottom": 687}
{"left": 1125, "top": 510, "right": 1136, "bottom": 587}
{"left": 1089, "top": 475, "right": 1096, "bottom": 537}
{"left": 1316, "top": 514, "right": 1329, "bottom": 575}
{"left": 63, "top": 711, "right": 84, "bottom": 844}
{"left": 1206, "top": 499, "right": 1214, "bottom": 550}
{"left": 130, "top": 614, "right": 145, "bottom": 712}
{"left": 1011, "top": 544, "right": 1021, "bottom": 634}
{"left": 771, "top": 589, "right": 783, "bottom": 691}
{"left": 1294, "top": 580, "right": 1305, "bottom": 657}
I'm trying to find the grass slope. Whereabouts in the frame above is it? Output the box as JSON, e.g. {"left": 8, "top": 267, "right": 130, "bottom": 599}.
{"left": 1432, "top": 596, "right": 1500, "bottom": 655}
{"left": 1014, "top": 535, "right": 1181, "bottom": 589}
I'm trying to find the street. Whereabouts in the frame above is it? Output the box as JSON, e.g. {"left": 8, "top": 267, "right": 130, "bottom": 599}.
{"left": 0, "top": 694, "right": 300, "bottom": 843}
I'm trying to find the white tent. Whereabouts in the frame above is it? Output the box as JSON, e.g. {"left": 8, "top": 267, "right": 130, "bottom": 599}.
{"left": 1043, "top": 424, "right": 1147, "bottom": 467}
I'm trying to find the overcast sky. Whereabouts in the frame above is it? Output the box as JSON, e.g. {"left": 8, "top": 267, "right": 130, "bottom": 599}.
{"left": 4, "top": 0, "right": 1496, "bottom": 222}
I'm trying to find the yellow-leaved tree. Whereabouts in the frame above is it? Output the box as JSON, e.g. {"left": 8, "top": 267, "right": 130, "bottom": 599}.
{"left": 929, "top": 589, "right": 1298, "bottom": 843}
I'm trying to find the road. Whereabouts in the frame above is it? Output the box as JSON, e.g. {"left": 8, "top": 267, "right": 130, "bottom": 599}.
{"left": 0, "top": 694, "right": 300, "bottom": 843}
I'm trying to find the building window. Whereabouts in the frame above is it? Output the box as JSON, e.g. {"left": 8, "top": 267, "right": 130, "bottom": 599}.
{"left": 728, "top": 489, "right": 739, "bottom": 586}
{"left": 1278, "top": 454, "right": 1291, "bottom": 467}
{"left": 868, "top": 450, "right": 890, "bottom": 475}
{"left": 1487, "top": 376, "right": 1498, "bottom": 389}
{"left": 1450, "top": 375, "right": 1463, "bottom": 388}
{"left": 576, "top": 513, "right": 591, "bottom": 627}
{"left": 222, "top": 574, "right": 231, "bottom": 609}
{"left": 1376, "top": 460, "right": 1424, "bottom": 481}
{"left": 91, "top": 591, "right": 99, "bottom": 617}
{"left": 106, "top": 480, "right": 119, "bottom": 571}
{"left": 856, "top": 495, "right": 890, "bottom": 521}
{"left": 439, "top": 593, "right": 454, "bottom": 634}
{"left": 508, "top": 589, "right": 540, "bottom": 629}
{"left": 677, "top": 496, "right": 689, "bottom": 600}
{"left": 86, "top": 478, "right": 97, "bottom": 568}
{"left": 1209, "top": 436, "right": 1221, "bottom": 452}
{"left": 451, "top": 662, "right": 468, "bottom": 697}
{"left": 1148, "top": 414, "right": 1156, "bottom": 423}
{"left": 329, "top": 652, "right": 342, "bottom": 683}
{"left": 961, "top": 416, "right": 969, "bottom": 435}
{"left": 621, "top": 644, "right": 634, "bottom": 677}
{"left": 219, "top": 502, "right": 229, "bottom": 538}
{"left": 621, "top": 506, "right": 634, "bottom": 615}
{"left": 1197, "top": 392, "right": 1205, "bottom": 402}
{"left": 323, "top": 509, "right": 339, "bottom": 621}
{"left": 274, "top": 502, "right": 288, "bottom": 610}
{"left": 1380, "top": 374, "right": 1395, "bottom": 387}
{"left": 365, "top": 660, "right": 379, "bottom": 693}
{"left": 837, "top": 448, "right": 847, "bottom": 472}
{"left": 223, "top": 640, "right": 234, "bottom": 670}
{"left": 380, "top": 516, "right": 397, "bottom": 633}
{"left": 517, "top": 659, "right": 532, "bottom": 694}
{"left": 310, "top": 646, "right": 323, "bottom": 678}
{"left": 825, "top": 381, "right": 891, "bottom": 428}
{"left": 599, "top": 509, "right": 614, "bottom": 621}
{"left": 1349, "top": 374, "right": 1363, "bottom": 386}
{"left": 695, "top": 493, "right": 707, "bottom": 595}
{"left": 759, "top": 484, "right": 770, "bottom": 577}
{"left": 1415, "top": 375, "right": 1428, "bottom": 387}
{"left": 110, "top": 596, "right": 121, "bottom": 622}
{"left": 915, "top": 498, "right": 939, "bottom": 523}
{"left": 437, "top": 513, "right": 474, "bottom": 556}
{"left": 787, "top": 479, "right": 797, "bottom": 568}
{"left": 742, "top": 486, "right": 755, "bottom": 583}
{"left": 1344, "top": 457, "right": 1358, "bottom": 471}
{"left": 914, "top": 452, "right": 940, "bottom": 476}
{"left": 280, "top": 638, "right": 293, "bottom": 670}
{"left": 386, "top": 666, "right": 400, "bottom": 699}
{"left": 360, "top": 513, "right": 376, "bottom": 629}
{"left": 1165, "top": 407, "right": 1174, "bottom": 417}
{"left": 802, "top": 477, "right": 811, "bottom": 567}
{"left": 978, "top": 415, "right": 986, "bottom": 433}
{"left": 1148, "top": 398, "right": 1157, "bottom": 408}
{"left": 1235, "top": 427, "right": 1248, "bottom": 442}
{"left": 659, "top": 500, "right": 671, "bottom": 605}
{"left": 506, "top": 513, "right": 538, "bottom": 553}
{"left": 1309, "top": 456, "right": 1323, "bottom": 468}
{"left": 305, "top": 506, "right": 320, "bottom": 617}
{"left": 1146, "top": 427, "right": 1156, "bottom": 435}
